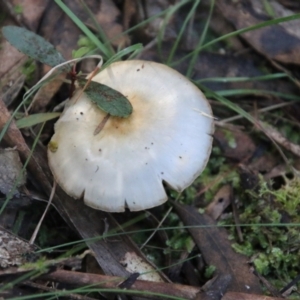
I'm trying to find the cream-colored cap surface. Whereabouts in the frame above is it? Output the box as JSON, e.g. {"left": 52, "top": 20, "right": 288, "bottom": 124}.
{"left": 48, "top": 60, "right": 214, "bottom": 212}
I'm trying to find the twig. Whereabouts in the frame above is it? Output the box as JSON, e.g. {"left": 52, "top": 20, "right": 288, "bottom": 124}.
{"left": 259, "top": 121, "right": 300, "bottom": 158}
{"left": 41, "top": 269, "right": 200, "bottom": 299}
{"left": 94, "top": 113, "right": 110, "bottom": 135}
{"left": 41, "top": 270, "right": 285, "bottom": 300}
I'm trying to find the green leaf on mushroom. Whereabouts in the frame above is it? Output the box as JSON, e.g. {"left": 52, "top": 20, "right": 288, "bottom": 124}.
{"left": 78, "top": 79, "right": 133, "bottom": 118}
{"left": 2, "top": 26, "right": 69, "bottom": 72}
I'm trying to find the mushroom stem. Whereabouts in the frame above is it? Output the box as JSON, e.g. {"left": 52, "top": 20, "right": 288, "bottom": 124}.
{"left": 94, "top": 113, "right": 110, "bottom": 135}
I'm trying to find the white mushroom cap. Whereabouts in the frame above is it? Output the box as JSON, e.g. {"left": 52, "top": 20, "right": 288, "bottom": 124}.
{"left": 48, "top": 60, "right": 214, "bottom": 212}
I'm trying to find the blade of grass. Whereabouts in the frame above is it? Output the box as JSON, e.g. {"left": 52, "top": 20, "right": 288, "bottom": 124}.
{"left": 16, "top": 112, "right": 61, "bottom": 129}
{"left": 197, "top": 83, "right": 258, "bottom": 123}
{"left": 196, "top": 73, "right": 287, "bottom": 83}
{"left": 157, "top": 4, "right": 180, "bottom": 60}
{"left": 166, "top": 0, "right": 201, "bottom": 65}
{"left": 157, "top": 1, "right": 196, "bottom": 61}
{"left": 8, "top": 288, "right": 189, "bottom": 300}
{"left": 215, "top": 89, "right": 300, "bottom": 101}
{"left": 186, "top": 0, "right": 215, "bottom": 78}
{"left": 102, "top": 43, "right": 143, "bottom": 68}
{"left": 172, "top": 13, "right": 300, "bottom": 66}
{"left": 36, "top": 222, "right": 300, "bottom": 256}
{"left": 54, "top": 0, "right": 112, "bottom": 58}
{"left": 124, "top": 0, "right": 192, "bottom": 52}
{"left": 78, "top": 0, "right": 115, "bottom": 55}
{"left": 221, "top": 100, "right": 297, "bottom": 123}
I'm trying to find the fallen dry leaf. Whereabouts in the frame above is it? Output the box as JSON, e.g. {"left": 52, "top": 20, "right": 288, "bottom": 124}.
{"left": 214, "top": 127, "right": 256, "bottom": 162}
{"left": 217, "top": 0, "right": 300, "bottom": 65}
{"left": 173, "top": 202, "right": 262, "bottom": 294}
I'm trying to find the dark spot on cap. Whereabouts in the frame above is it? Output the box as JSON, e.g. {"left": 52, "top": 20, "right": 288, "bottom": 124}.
{"left": 99, "top": 149, "right": 102, "bottom": 152}
{"left": 137, "top": 69, "right": 140, "bottom": 72}
{"left": 80, "top": 112, "right": 84, "bottom": 115}
{"left": 179, "top": 156, "right": 182, "bottom": 159}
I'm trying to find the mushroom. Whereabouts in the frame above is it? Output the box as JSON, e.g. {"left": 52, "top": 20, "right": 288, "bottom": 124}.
{"left": 48, "top": 60, "right": 214, "bottom": 212}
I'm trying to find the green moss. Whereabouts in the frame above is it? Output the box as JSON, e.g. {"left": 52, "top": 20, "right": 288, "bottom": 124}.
{"left": 224, "top": 175, "right": 300, "bottom": 294}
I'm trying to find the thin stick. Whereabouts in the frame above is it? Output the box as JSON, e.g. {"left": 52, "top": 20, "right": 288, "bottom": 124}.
{"left": 29, "top": 181, "right": 57, "bottom": 244}
{"left": 74, "top": 65, "right": 101, "bottom": 104}
{"left": 94, "top": 114, "right": 110, "bottom": 135}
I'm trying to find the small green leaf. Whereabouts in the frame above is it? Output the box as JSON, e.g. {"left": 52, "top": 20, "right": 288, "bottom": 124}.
{"left": 2, "top": 26, "right": 69, "bottom": 71}
{"left": 79, "top": 80, "right": 133, "bottom": 118}
{"left": 16, "top": 113, "right": 61, "bottom": 129}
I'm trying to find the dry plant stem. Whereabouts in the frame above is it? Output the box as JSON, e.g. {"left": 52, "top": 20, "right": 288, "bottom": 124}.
{"left": 41, "top": 269, "right": 200, "bottom": 299}
{"left": 268, "top": 59, "right": 300, "bottom": 89}
{"left": 254, "top": 120, "right": 292, "bottom": 173}
{"left": 219, "top": 101, "right": 297, "bottom": 124}
{"left": 29, "top": 181, "right": 57, "bottom": 244}
{"left": 140, "top": 192, "right": 183, "bottom": 250}
{"left": 259, "top": 121, "right": 300, "bottom": 158}
{"left": 140, "top": 206, "right": 172, "bottom": 250}
{"left": 74, "top": 66, "right": 100, "bottom": 105}
{"left": 94, "top": 114, "right": 110, "bottom": 135}
{"left": 173, "top": 202, "right": 262, "bottom": 294}
{"left": 253, "top": 271, "right": 282, "bottom": 298}
{"left": 135, "top": 38, "right": 157, "bottom": 59}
